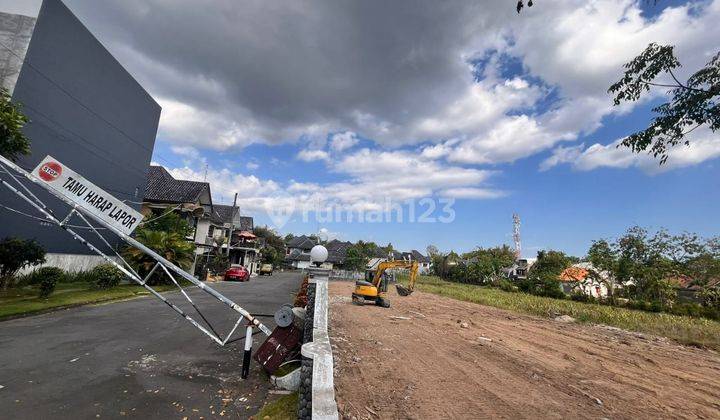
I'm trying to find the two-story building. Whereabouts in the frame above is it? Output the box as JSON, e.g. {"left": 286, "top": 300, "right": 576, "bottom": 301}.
{"left": 143, "top": 166, "right": 260, "bottom": 275}
{"left": 285, "top": 235, "right": 316, "bottom": 269}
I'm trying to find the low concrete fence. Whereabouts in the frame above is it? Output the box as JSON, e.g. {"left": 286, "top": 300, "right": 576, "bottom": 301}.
{"left": 330, "top": 269, "right": 363, "bottom": 281}
{"left": 299, "top": 268, "right": 339, "bottom": 420}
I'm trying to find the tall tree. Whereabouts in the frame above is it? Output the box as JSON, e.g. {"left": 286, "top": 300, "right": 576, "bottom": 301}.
{"left": 587, "top": 239, "right": 620, "bottom": 302}
{"left": 461, "top": 245, "right": 516, "bottom": 285}
{"left": 523, "top": 250, "right": 573, "bottom": 298}
{"left": 254, "top": 226, "right": 286, "bottom": 266}
{"left": 609, "top": 44, "right": 720, "bottom": 163}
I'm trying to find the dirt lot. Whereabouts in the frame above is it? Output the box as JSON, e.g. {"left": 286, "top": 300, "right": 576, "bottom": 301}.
{"left": 329, "top": 282, "right": 720, "bottom": 419}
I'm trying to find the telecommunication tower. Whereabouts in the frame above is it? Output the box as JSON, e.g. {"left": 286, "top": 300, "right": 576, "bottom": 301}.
{"left": 512, "top": 213, "right": 521, "bottom": 260}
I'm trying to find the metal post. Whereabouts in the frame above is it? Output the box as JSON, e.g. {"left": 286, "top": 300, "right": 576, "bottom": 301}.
{"left": 241, "top": 324, "right": 253, "bottom": 379}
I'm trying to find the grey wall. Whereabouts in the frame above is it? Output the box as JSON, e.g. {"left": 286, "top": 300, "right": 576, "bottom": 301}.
{"left": 0, "top": 12, "right": 36, "bottom": 94}
{"left": 0, "top": 0, "right": 160, "bottom": 254}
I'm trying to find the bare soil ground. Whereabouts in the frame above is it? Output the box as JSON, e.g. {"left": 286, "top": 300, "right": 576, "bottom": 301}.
{"left": 329, "top": 282, "right": 720, "bottom": 419}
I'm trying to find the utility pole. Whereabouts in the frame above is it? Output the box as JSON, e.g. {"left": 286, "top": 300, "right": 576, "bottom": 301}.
{"left": 513, "top": 213, "right": 521, "bottom": 260}
{"left": 229, "top": 192, "right": 238, "bottom": 257}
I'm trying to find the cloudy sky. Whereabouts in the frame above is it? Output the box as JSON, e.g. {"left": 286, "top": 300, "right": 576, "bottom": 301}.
{"left": 4, "top": 0, "right": 720, "bottom": 255}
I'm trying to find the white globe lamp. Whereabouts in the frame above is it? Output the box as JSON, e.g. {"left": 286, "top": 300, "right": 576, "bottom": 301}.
{"left": 310, "top": 244, "right": 328, "bottom": 265}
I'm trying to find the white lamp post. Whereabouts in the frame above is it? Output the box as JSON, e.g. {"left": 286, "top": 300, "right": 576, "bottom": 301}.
{"left": 310, "top": 244, "right": 328, "bottom": 267}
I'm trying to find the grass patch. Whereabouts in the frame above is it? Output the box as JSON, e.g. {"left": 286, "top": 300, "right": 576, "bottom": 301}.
{"left": 254, "top": 392, "right": 298, "bottom": 420}
{"left": 415, "top": 275, "right": 720, "bottom": 351}
{"left": 0, "top": 282, "right": 177, "bottom": 320}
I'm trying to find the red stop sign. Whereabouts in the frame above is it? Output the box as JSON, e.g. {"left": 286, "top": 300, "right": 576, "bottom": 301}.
{"left": 38, "top": 161, "right": 62, "bottom": 182}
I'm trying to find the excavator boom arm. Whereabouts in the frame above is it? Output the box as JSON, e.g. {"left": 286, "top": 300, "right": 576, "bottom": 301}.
{"left": 372, "top": 260, "right": 419, "bottom": 293}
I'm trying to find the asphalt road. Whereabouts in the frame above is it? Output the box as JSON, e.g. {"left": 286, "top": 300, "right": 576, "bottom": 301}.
{"left": 0, "top": 271, "right": 303, "bottom": 419}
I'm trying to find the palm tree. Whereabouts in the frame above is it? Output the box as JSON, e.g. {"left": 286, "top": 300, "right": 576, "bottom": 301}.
{"left": 124, "top": 229, "right": 194, "bottom": 285}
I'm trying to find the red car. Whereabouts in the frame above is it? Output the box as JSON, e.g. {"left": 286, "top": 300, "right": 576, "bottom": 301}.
{"left": 224, "top": 266, "right": 250, "bottom": 282}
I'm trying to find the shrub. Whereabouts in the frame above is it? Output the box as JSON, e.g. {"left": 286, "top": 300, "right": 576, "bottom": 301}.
{"left": 518, "top": 275, "right": 566, "bottom": 299}
{"left": 30, "top": 267, "right": 67, "bottom": 285}
{"left": 36, "top": 267, "right": 65, "bottom": 298}
{"left": 208, "top": 254, "right": 230, "bottom": 275}
{"left": 570, "top": 292, "right": 596, "bottom": 304}
{"left": 0, "top": 237, "right": 46, "bottom": 289}
{"left": 699, "top": 288, "right": 720, "bottom": 310}
{"left": 91, "top": 264, "right": 125, "bottom": 289}
{"left": 669, "top": 302, "right": 704, "bottom": 318}
{"left": 69, "top": 270, "right": 96, "bottom": 284}
{"left": 495, "top": 279, "right": 518, "bottom": 293}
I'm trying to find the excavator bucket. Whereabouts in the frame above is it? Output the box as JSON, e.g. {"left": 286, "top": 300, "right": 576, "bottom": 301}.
{"left": 395, "top": 284, "right": 413, "bottom": 296}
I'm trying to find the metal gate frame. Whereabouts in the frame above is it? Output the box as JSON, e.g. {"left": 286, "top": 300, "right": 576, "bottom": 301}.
{"left": 0, "top": 154, "right": 271, "bottom": 346}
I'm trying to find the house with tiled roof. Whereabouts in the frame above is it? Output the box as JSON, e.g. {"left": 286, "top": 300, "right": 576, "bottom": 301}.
{"left": 142, "top": 166, "right": 213, "bottom": 248}
{"left": 285, "top": 235, "right": 317, "bottom": 269}
{"left": 387, "top": 249, "right": 433, "bottom": 274}
{"left": 144, "top": 166, "right": 212, "bottom": 208}
{"left": 326, "top": 239, "right": 353, "bottom": 267}
{"left": 143, "top": 166, "right": 259, "bottom": 274}
{"left": 558, "top": 262, "right": 609, "bottom": 298}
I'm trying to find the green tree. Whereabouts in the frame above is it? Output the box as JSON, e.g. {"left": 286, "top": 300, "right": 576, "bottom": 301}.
{"left": 141, "top": 211, "right": 194, "bottom": 238}
{"left": 254, "top": 226, "right": 286, "bottom": 266}
{"left": 343, "top": 245, "right": 368, "bottom": 271}
{"left": 615, "top": 226, "right": 677, "bottom": 305}
{"left": 461, "top": 245, "right": 516, "bottom": 285}
{"left": 123, "top": 229, "right": 194, "bottom": 285}
{"left": 609, "top": 44, "right": 720, "bottom": 163}
{"left": 522, "top": 250, "right": 573, "bottom": 298}
{"left": 433, "top": 251, "right": 460, "bottom": 279}
{"left": 0, "top": 88, "right": 31, "bottom": 161}
{"left": 0, "top": 237, "right": 46, "bottom": 290}
{"left": 587, "top": 239, "right": 620, "bottom": 302}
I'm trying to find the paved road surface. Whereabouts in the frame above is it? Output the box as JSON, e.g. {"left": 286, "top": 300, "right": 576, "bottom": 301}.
{"left": 0, "top": 271, "right": 302, "bottom": 419}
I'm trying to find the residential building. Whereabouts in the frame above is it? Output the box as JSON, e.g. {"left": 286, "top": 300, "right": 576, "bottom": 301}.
{"left": 143, "top": 167, "right": 260, "bottom": 274}
{"left": 325, "top": 239, "right": 353, "bottom": 269}
{"left": 559, "top": 262, "right": 610, "bottom": 298}
{"left": 669, "top": 275, "right": 720, "bottom": 303}
{"left": 213, "top": 204, "right": 260, "bottom": 273}
{"left": 506, "top": 258, "right": 537, "bottom": 280}
{"left": 0, "top": 0, "right": 160, "bottom": 271}
{"left": 387, "top": 249, "right": 432, "bottom": 274}
{"left": 143, "top": 165, "right": 212, "bottom": 245}
{"left": 285, "top": 235, "right": 316, "bottom": 269}
{"left": 409, "top": 250, "right": 432, "bottom": 274}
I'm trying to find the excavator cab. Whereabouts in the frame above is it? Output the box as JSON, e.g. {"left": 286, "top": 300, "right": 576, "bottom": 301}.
{"left": 352, "top": 261, "right": 418, "bottom": 308}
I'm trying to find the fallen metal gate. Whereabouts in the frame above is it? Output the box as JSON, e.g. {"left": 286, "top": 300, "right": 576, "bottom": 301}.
{"left": 0, "top": 154, "right": 271, "bottom": 348}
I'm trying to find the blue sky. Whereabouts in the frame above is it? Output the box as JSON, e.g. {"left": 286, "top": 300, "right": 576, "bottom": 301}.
{"left": 151, "top": 98, "right": 720, "bottom": 257}
{"left": 9, "top": 0, "right": 715, "bottom": 257}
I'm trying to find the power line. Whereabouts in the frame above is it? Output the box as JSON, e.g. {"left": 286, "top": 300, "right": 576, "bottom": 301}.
{"left": 23, "top": 104, "right": 152, "bottom": 178}
{"left": 0, "top": 203, "right": 106, "bottom": 230}
{"left": 0, "top": 39, "right": 174, "bottom": 167}
{"left": 139, "top": 204, "right": 183, "bottom": 226}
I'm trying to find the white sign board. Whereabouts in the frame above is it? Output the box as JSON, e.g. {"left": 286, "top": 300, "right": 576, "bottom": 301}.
{"left": 33, "top": 155, "right": 143, "bottom": 235}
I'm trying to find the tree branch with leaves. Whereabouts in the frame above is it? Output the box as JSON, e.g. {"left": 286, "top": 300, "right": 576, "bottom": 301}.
{"left": 0, "top": 88, "right": 31, "bottom": 161}
{"left": 609, "top": 43, "right": 719, "bottom": 163}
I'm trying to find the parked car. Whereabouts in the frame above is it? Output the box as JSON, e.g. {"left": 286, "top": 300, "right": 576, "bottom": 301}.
{"left": 259, "top": 264, "right": 274, "bottom": 276}
{"left": 224, "top": 265, "right": 250, "bottom": 282}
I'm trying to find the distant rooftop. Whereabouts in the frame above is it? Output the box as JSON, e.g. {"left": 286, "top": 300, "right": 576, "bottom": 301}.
{"left": 144, "top": 166, "right": 211, "bottom": 204}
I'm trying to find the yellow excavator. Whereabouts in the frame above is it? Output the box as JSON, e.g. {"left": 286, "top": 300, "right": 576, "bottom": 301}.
{"left": 352, "top": 260, "right": 418, "bottom": 308}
